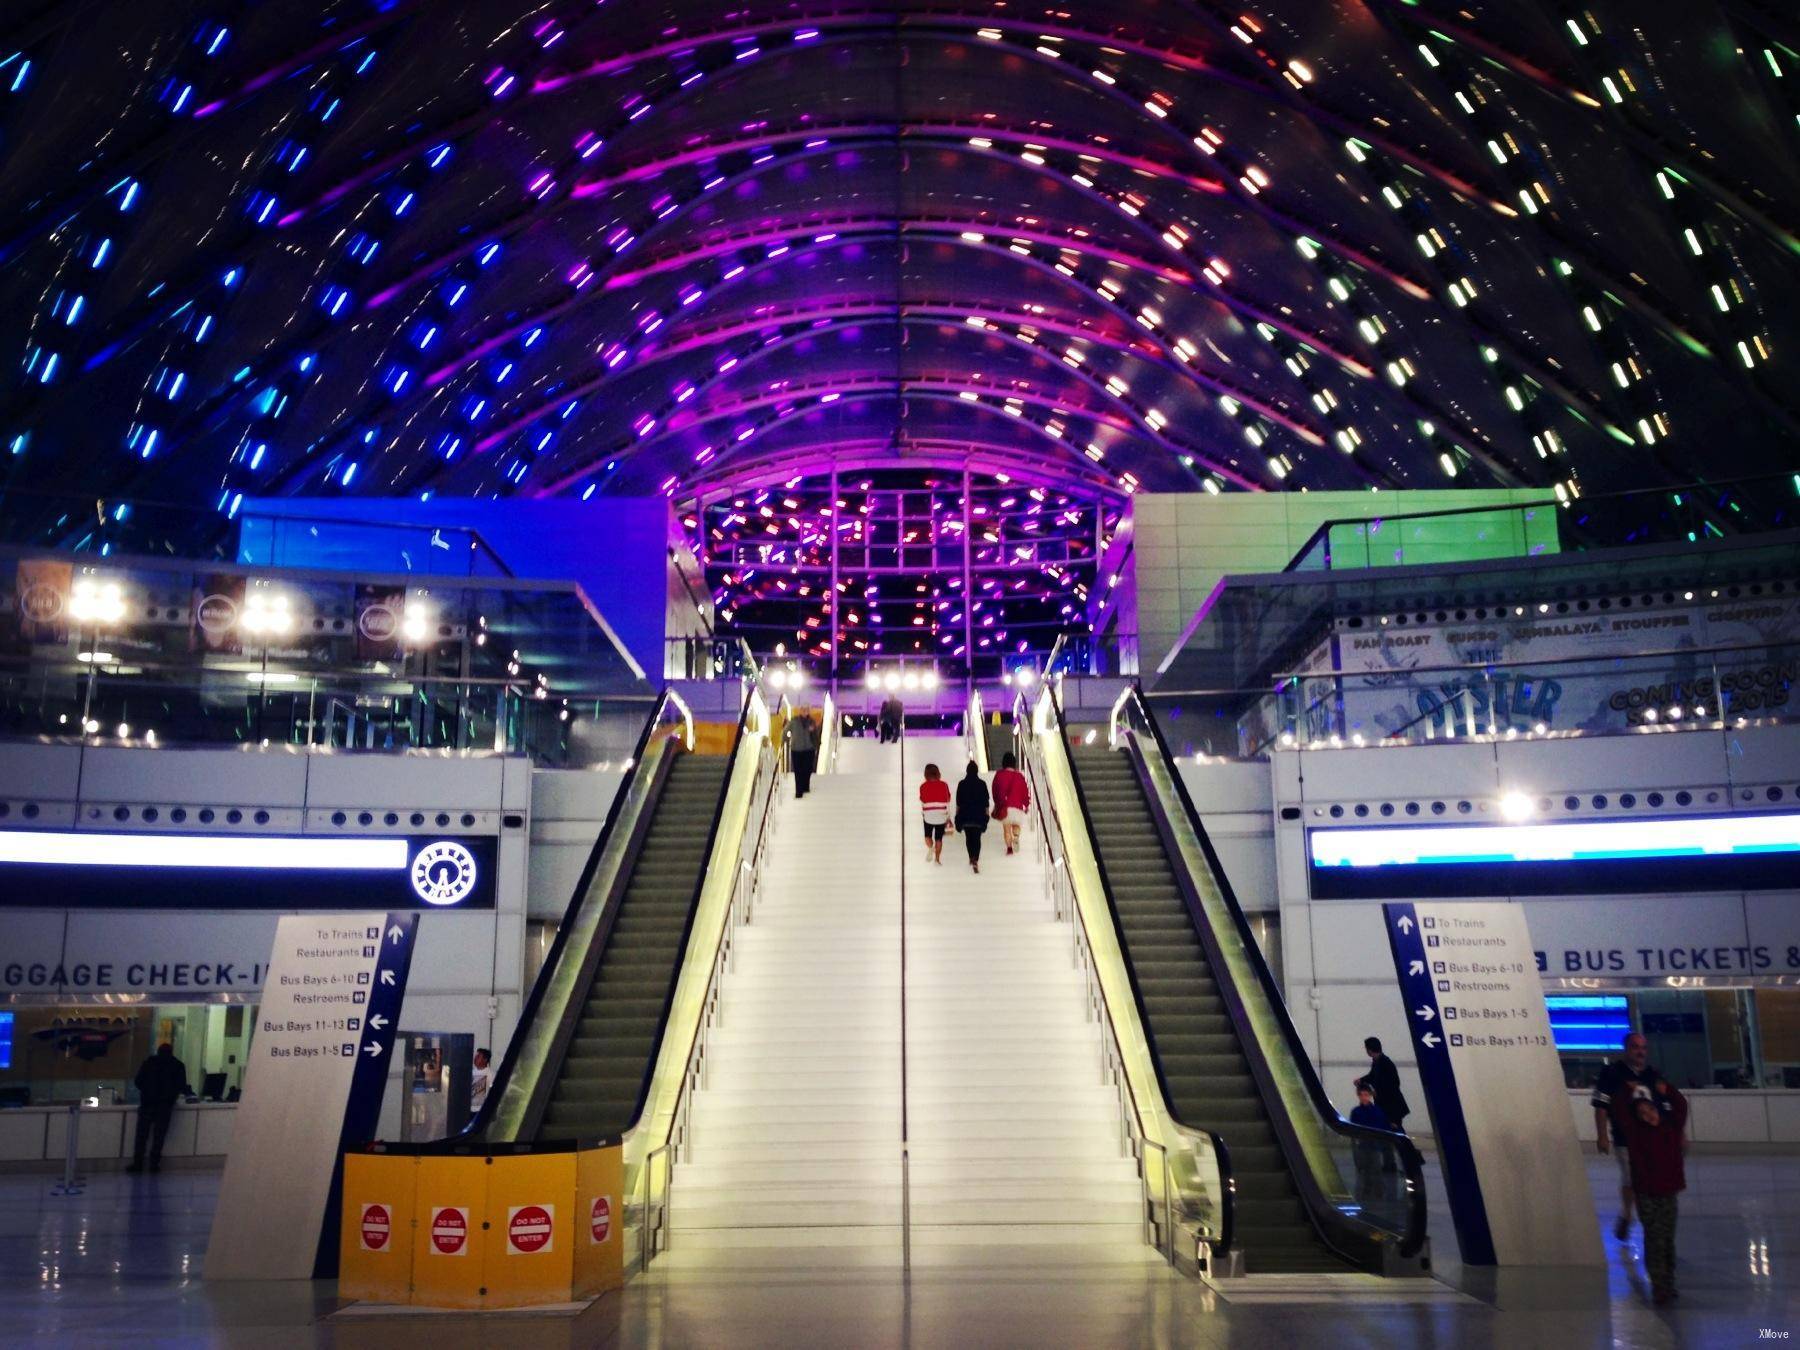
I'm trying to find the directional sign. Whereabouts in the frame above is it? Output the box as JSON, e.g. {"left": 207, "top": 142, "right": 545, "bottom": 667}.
{"left": 590, "top": 1195, "right": 612, "bottom": 1246}
{"left": 1383, "top": 902, "right": 1601, "bottom": 1269}
{"left": 206, "top": 912, "right": 417, "bottom": 1281}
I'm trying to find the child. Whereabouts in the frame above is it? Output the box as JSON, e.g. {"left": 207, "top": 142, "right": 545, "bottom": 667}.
{"left": 1613, "top": 1078, "right": 1688, "bottom": 1305}
{"left": 919, "top": 763, "right": 950, "bottom": 865}
{"left": 1348, "top": 1084, "right": 1392, "bottom": 1206}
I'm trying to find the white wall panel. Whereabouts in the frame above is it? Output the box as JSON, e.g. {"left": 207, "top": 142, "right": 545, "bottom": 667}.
{"left": 1295, "top": 741, "right": 1498, "bottom": 801}
{"left": 304, "top": 753, "right": 504, "bottom": 809}
{"left": 83, "top": 746, "right": 310, "bottom": 806}
{"left": 1727, "top": 723, "right": 1800, "bottom": 788}
{"left": 0, "top": 743, "right": 81, "bottom": 800}
{"left": 1495, "top": 731, "right": 1728, "bottom": 793}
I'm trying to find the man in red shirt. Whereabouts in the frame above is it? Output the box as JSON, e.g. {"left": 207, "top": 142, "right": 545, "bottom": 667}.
{"left": 1612, "top": 1077, "right": 1688, "bottom": 1305}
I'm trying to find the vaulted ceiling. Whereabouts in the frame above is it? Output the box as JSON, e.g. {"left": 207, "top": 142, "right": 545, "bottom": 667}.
{"left": 3, "top": 0, "right": 1797, "bottom": 533}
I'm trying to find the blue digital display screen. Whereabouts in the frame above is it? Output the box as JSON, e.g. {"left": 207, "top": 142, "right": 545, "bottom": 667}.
{"left": 1308, "top": 811, "right": 1800, "bottom": 898}
{"left": 0, "top": 1011, "right": 12, "bottom": 1070}
{"left": 1545, "top": 995, "right": 1631, "bottom": 1053}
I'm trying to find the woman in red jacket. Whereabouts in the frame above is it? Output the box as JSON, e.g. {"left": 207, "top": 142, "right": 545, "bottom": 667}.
{"left": 990, "top": 752, "right": 1031, "bottom": 856}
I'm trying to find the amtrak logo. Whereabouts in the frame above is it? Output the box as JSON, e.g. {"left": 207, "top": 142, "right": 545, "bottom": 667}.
{"left": 410, "top": 841, "right": 478, "bottom": 906}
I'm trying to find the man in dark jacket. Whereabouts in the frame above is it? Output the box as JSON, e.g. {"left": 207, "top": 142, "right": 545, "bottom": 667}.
{"left": 1354, "top": 1036, "right": 1409, "bottom": 1134}
{"left": 127, "top": 1042, "right": 188, "bottom": 1174}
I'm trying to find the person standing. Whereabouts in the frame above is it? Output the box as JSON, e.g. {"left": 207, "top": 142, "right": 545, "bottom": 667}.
{"left": 879, "top": 694, "right": 904, "bottom": 744}
{"left": 990, "top": 752, "right": 1030, "bottom": 856}
{"left": 785, "top": 706, "right": 819, "bottom": 798}
{"left": 1348, "top": 1084, "right": 1394, "bottom": 1206}
{"left": 919, "top": 763, "right": 951, "bottom": 865}
{"left": 1592, "top": 1030, "right": 1661, "bottom": 1239}
{"left": 1354, "top": 1037, "right": 1409, "bottom": 1135}
{"left": 127, "top": 1042, "right": 188, "bottom": 1174}
{"left": 954, "top": 761, "right": 991, "bottom": 873}
{"left": 1612, "top": 1077, "right": 1689, "bottom": 1304}
{"left": 470, "top": 1046, "right": 491, "bottom": 1116}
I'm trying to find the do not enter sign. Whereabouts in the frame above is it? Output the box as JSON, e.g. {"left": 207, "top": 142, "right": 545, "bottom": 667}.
{"left": 429, "top": 1206, "right": 469, "bottom": 1256}
{"left": 590, "top": 1195, "right": 612, "bottom": 1245}
{"left": 359, "top": 1203, "right": 391, "bottom": 1252}
{"left": 507, "top": 1204, "right": 555, "bottom": 1255}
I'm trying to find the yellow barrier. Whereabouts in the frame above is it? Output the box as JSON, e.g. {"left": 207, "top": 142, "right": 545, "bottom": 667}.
{"left": 339, "top": 1144, "right": 625, "bottom": 1310}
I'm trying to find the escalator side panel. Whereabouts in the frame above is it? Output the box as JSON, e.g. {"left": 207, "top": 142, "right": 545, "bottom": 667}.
{"left": 534, "top": 755, "right": 733, "bottom": 1142}
{"left": 1071, "top": 745, "right": 1343, "bottom": 1274}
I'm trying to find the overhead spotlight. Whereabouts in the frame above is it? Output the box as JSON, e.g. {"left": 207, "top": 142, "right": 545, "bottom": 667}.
{"left": 1499, "top": 791, "right": 1535, "bottom": 822}
{"left": 116, "top": 723, "right": 131, "bottom": 739}
{"left": 864, "top": 672, "right": 881, "bottom": 691}
{"left": 75, "top": 651, "right": 116, "bottom": 665}
{"left": 401, "top": 599, "right": 433, "bottom": 644}
{"left": 1001, "top": 672, "right": 1015, "bottom": 687}
{"left": 1015, "top": 668, "right": 1037, "bottom": 687}
{"left": 1279, "top": 731, "right": 1296, "bottom": 746}
{"left": 788, "top": 669, "right": 807, "bottom": 690}
{"left": 902, "top": 671, "right": 921, "bottom": 691}
{"left": 769, "top": 669, "right": 788, "bottom": 690}
{"left": 922, "top": 670, "right": 940, "bottom": 690}
{"left": 71, "top": 578, "right": 125, "bottom": 624}
{"left": 241, "top": 587, "right": 293, "bottom": 636}
{"left": 883, "top": 671, "right": 901, "bottom": 691}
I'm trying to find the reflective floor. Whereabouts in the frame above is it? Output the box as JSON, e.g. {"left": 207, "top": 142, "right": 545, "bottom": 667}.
{"left": 1, "top": 1152, "right": 1795, "bottom": 1347}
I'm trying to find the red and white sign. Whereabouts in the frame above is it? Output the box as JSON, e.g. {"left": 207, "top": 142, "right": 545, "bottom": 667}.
{"left": 589, "top": 1195, "right": 612, "bottom": 1246}
{"left": 359, "top": 1203, "right": 391, "bottom": 1252}
{"left": 507, "top": 1204, "right": 555, "bottom": 1255}
{"left": 429, "top": 1206, "right": 469, "bottom": 1256}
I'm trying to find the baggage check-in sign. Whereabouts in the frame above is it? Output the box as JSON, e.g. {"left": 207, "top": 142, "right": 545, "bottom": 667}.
{"left": 1384, "top": 902, "right": 1602, "bottom": 1269}
{"left": 205, "top": 912, "right": 417, "bottom": 1281}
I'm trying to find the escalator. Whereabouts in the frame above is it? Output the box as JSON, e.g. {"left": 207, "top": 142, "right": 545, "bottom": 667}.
{"left": 466, "top": 690, "right": 748, "bottom": 1147}
{"left": 1072, "top": 745, "right": 1337, "bottom": 1273}
{"left": 537, "top": 752, "right": 730, "bottom": 1138}
{"left": 1057, "top": 687, "right": 1427, "bottom": 1277}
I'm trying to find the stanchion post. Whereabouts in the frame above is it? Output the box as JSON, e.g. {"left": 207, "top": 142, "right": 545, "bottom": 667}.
{"left": 51, "top": 1104, "right": 84, "bottom": 1196}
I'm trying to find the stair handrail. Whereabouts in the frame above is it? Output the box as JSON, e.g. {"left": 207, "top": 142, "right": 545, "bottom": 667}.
{"left": 625, "top": 683, "right": 782, "bottom": 1267}
{"left": 1119, "top": 684, "right": 1430, "bottom": 1267}
{"left": 966, "top": 686, "right": 988, "bottom": 774}
{"left": 1023, "top": 684, "right": 1236, "bottom": 1272}
{"left": 476, "top": 688, "right": 689, "bottom": 1143}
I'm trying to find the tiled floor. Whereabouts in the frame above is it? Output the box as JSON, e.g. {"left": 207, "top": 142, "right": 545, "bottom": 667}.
{"left": 2, "top": 1149, "right": 1795, "bottom": 1346}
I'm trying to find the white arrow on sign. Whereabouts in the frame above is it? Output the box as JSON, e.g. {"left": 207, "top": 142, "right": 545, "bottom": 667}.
{"left": 1421, "top": 1032, "right": 1441, "bottom": 1048}
{"left": 368, "top": 1014, "right": 389, "bottom": 1030}
{"left": 1414, "top": 1006, "right": 1436, "bottom": 1022}
{"left": 387, "top": 924, "right": 406, "bottom": 944}
{"left": 1396, "top": 916, "right": 1414, "bottom": 933}
{"left": 379, "top": 970, "right": 396, "bottom": 986}
{"left": 362, "top": 1041, "right": 384, "bottom": 1058}
{"left": 1407, "top": 960, "right": 1425, "bottom": 976}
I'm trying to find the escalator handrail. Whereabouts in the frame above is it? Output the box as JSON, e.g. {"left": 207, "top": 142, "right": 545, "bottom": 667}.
{"left": 618, "top": 681, "right": 760, "bottom": 1137}
{"left": 1041, "top": 682, "right": 1236, "bottom": 1256}
{"left": 389, "top": 690, "right": 681, "bottom": 1152}
{"left": 1123, "top": 684, "right": 1428, "bottom": 1258}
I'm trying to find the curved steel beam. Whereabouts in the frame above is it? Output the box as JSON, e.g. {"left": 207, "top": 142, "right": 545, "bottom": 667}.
{"left": 539, "top": 378, "right": 1176, "bottom": 495}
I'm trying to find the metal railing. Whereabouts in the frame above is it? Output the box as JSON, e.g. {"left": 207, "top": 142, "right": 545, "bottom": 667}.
{"left": 1285, "top": 473, "right": 1800, "bottom": 575}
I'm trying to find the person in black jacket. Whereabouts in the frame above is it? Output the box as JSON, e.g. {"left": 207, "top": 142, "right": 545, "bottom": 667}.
{"left": 127, "top": 1042, "right": 189, "bottom": 1174}
{"left": 953, "top": 761, "right": 991, "bottom": 873}
{"left": 1354, "top": 1036, "right": 1409, "bottom": 1135}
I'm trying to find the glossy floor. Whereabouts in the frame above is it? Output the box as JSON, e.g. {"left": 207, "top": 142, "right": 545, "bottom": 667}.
{"left": 2, "top": 1151, "right": 1795, "bottom": 1346}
